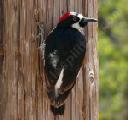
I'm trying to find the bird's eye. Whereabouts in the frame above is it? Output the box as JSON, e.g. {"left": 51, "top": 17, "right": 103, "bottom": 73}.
{"left": 73, "top": 16, "right": 77, "bottom": 22}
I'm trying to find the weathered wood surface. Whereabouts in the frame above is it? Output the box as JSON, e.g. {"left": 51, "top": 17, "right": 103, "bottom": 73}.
{"left": 0, "top": 0, "right": 98, "bottom": 120}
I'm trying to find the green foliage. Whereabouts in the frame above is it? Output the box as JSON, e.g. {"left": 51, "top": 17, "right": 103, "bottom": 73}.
{"left": 99, "top": 0, "right": 128, "bottom": 120}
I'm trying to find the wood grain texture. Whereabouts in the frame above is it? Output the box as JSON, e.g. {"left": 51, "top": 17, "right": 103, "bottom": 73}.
{"left": 0, "top": 0, "right": 98, "bottom": 120}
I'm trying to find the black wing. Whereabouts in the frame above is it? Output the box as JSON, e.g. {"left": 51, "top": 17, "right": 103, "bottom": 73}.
{"left": 44, "top": 28, "right": 86, "bottom": 95}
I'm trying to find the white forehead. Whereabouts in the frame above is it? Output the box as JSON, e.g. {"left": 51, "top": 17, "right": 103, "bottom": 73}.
{"left": 70, "top": 12, "right": 83, "bottom": 19}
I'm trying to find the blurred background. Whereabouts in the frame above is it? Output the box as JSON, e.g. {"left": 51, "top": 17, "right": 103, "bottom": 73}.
{"left": 99, "top": 0, "right": 128, "bottom": 120}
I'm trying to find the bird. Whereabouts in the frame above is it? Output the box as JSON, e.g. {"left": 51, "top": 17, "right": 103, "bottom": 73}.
{"left": 44, "top": 11, "right": 97, "bottom": 115}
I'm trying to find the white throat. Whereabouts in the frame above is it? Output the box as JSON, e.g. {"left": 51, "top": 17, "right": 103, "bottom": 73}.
{"left": 72, "top": 22, "right": 83, "bottom": 32}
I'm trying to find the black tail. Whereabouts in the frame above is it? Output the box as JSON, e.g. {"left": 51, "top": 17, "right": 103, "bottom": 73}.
{"left": 50, "top": 104, "right": 65, "bottom": 115}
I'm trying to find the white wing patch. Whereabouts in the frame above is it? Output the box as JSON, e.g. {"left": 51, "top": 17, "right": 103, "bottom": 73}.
{"left": 55, "top": 68, "right": 64, "bottom": 97}
{"left": 49, "top": 50, "right": 59, "bottom": 68}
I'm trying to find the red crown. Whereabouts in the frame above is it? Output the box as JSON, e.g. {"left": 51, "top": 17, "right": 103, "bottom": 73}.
{"left": 59, "top": 12, "right": 71, "bottom": 22}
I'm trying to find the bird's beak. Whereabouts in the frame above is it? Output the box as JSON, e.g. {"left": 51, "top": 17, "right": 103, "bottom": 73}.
{"left": 79, "top": 17, "right": 98, "bottom": 27}
{"left": 83, "top": 17, "right": 98, "bottom": 22}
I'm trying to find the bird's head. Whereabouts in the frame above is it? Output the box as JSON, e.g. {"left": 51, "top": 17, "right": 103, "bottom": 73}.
{"left": 58, "top": 12, "right": 97, "bottom": 30}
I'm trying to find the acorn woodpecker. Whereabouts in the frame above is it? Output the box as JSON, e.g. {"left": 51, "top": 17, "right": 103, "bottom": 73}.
{"left": 44, "top": 12, "right": 97, "bottom": 115}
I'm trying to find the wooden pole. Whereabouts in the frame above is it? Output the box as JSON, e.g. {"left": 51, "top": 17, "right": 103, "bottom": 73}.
{"left": 0, "top": 0, "right": 98, "bottom": 120}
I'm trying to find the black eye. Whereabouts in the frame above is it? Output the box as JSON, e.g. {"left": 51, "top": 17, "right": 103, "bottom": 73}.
{"left": 73, "top": 16, "right": 77, "bottom": 22}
